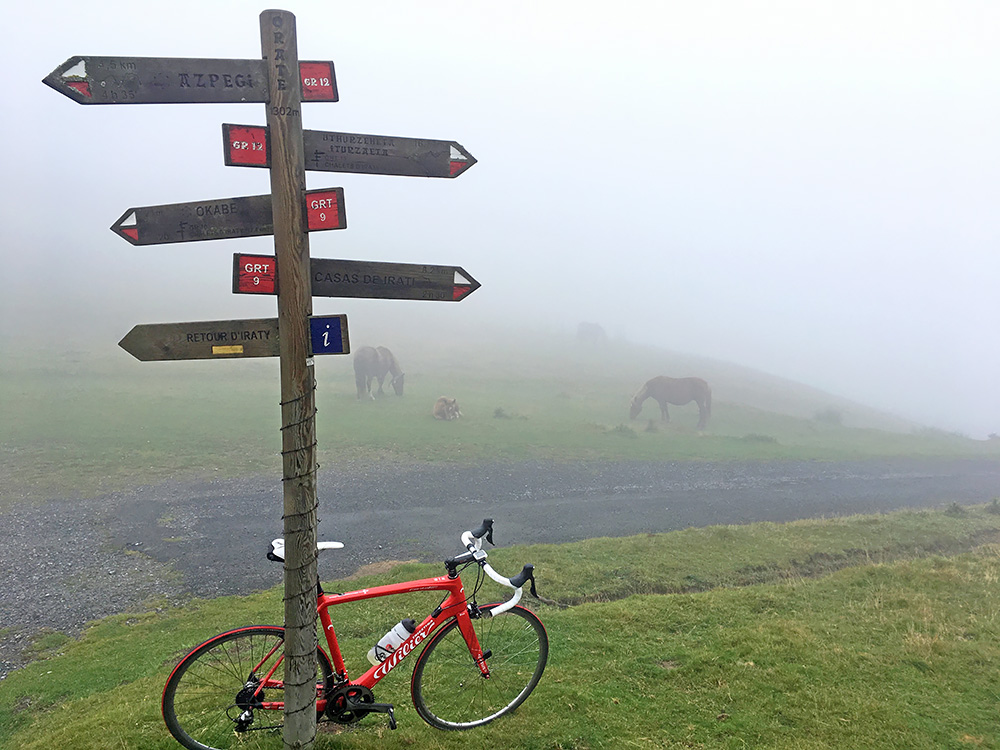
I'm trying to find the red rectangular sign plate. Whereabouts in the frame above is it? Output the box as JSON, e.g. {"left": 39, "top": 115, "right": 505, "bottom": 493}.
{"left": 224, "top": 124, "right": 269, "bottom": 166}
{"left": 305, "top": 189, "right": 345, "bottom": 231}
{"left": 299, "top": 61, "right": 338, "bottom": 102}
{"left": 234, "top": 254, "right": 278, "bottom": 294}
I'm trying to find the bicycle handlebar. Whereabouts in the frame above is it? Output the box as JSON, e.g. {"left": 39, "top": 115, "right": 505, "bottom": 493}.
{"left": 457, "top": 520, "right": 536, "bottom": 617}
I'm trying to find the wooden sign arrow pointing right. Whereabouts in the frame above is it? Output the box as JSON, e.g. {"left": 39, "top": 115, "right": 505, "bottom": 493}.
{"left": 223, "top": 124, "right": 477, "bottom": 178}
{"left": 232, "top": 253, "right": 482, "bottom": 301}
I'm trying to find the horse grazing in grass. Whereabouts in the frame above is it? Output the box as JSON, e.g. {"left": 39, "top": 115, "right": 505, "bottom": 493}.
{"left": 629, "top": 376, "right": 712, "bottom": 430}
{"left": 354, "top": 346, "right": 405, "bottom": 400}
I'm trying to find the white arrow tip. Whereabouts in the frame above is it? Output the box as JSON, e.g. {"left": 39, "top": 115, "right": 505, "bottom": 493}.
{"left": 121, "top": 211, "right": 137, "bottom": 228}
{"left": 450, "top": 145, "right": 467, "bottom": 162}
{"left": 64, "top": 59, "right": 87, "bottom": 79}
{"left": 454, "top": 270, "right": 471, "bottom": 285}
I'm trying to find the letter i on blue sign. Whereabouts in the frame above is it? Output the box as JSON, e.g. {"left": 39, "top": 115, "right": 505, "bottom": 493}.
{"left": 310, "top": 316, "right": 345, "bottom": 354}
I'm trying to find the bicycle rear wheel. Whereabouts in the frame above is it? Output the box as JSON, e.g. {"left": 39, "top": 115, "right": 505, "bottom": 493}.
{"left": 162, "top": 626, "right": 333, "bottom": 750}
{"left": 410, "top": 604, "right": 548, "bottom": 730}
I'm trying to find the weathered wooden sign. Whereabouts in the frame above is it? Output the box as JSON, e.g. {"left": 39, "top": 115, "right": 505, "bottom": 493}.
{"left": 43, "top": 56, "right": 337, "bottom": 104}
{"left": 118, "top": 314, "right": 349, "bottom": 361}
{"left": 110, "top": 189, "right": 346, "bottom": 245}
{"left": 233, "top": 253, "right": 481, "bottom": 301}
{"left": 119, "top": 318, "right": 281, "bottom": 360}
{"left": 223, "top": 124, "right": 477, "bottom": 178}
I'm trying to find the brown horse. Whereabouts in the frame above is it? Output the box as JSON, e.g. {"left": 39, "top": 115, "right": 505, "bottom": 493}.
{"left": 354, "top": 346, "right": 405, "bottom": 399}
{"left": 629, "top": 376, "right": 712, "bottom": 430}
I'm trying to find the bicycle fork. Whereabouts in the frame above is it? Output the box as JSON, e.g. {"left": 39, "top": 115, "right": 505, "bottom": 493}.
{"left": 459, "top": 604, "right": 493, "bottom": 679}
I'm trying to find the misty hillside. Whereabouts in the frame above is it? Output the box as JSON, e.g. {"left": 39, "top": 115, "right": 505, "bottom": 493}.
{"left": 6, "top": 309, "right": 997, "bottom": 506}
{"left": 329, "top": 315, "right": 920, "bottom": 435}
{"left": 0, "top": 314, "right": 924, "bottom": 437}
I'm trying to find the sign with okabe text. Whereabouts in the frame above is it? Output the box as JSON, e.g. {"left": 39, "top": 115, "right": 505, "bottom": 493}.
{"left": 111, "top": 189, "right": 346, "bottom": 245}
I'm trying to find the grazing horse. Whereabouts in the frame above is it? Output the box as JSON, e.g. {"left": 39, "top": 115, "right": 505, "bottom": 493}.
{"left": 629, "top": 376, "right": 712, "bottom": 430}
{"left": 353, "top": 346, "right": 405, "bottom": 400}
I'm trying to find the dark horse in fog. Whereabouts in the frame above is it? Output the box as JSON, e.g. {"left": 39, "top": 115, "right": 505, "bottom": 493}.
{"left": 354, "top": 346, "right": 405, "bottom": 399}
{"left": 629, "top": 376, "right": 712, "bottom": 430}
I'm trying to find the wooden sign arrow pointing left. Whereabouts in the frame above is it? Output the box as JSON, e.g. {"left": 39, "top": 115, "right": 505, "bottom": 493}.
{"left": 118, "top": 318, "right": 282, "bottom": 361}
{"left": 43, "top": 56, "right": 338, "bottom": 104}
{"left": 110, "top": 188, "right": 346, "bottom": 245}
{"left": 118, "top": 315, "right": 349, "bottom": 361}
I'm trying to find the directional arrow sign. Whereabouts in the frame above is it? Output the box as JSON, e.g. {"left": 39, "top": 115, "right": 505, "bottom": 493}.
{"left": 119, "top": 318, "right": 281, "bottom": 361}
{"left": 119, "top": 315, "right": 349, "bottom": 361}
{"left": 43, "top": 57, "right": 337, "bottom": 104}
{"left": 223, "top": 124, "right": 476, "bottom": 178}
{"left": 233, "top": 253, "right": 481, "bottom": 301}
{"left": 111, "top": 188, "right": 346, "bottom": 245}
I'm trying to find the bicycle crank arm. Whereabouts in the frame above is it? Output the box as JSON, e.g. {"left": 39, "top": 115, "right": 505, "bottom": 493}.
{"left": 345, "top": 698, "right": 397, "bottom": 730}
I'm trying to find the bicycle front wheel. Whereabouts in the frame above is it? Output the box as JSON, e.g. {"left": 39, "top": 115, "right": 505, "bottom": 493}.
{"left": 411, "top": 604, "right": 548, "bottom": 730}
{"left": 162, "top": 626, "right": 333, "bottom": 750}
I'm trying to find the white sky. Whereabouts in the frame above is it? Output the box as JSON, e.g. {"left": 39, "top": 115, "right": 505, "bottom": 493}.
{"left": 2, "top": 0, "right": 999, "bottom": 437}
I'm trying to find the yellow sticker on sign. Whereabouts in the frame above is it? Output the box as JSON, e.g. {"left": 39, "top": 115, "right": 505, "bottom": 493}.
{"left": 212, "top": 345, "right": 245, "bottom": 355}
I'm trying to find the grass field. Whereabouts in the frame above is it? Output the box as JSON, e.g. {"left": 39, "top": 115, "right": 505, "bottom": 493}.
{"left": 2, "top": 330, "right": 997, "bottom": 506}
{"left": 4, "top": 505, "right": 1000, "bottom": 749}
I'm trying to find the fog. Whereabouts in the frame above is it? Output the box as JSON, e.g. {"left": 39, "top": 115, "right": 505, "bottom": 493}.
{"left": 2, "top": 0, "right": 998, "bottom": 438}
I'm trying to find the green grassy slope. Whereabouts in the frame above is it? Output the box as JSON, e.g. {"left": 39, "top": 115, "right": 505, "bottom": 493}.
{"left": 4, "top": 505, "right": 1000, "bottom": 749}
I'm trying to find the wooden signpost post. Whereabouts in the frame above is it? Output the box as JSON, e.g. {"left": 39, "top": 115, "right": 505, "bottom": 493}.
{"left": 45, "top": 10, "right": 477, "bottom": 749}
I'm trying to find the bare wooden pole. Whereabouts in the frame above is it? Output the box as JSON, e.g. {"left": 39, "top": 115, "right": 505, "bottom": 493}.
{"left": 260, "top": 9, "right": 318, "bottom": 750}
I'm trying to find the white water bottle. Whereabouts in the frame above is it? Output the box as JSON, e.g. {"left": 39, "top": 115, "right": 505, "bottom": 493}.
{"left": 367, "top": 619, "right": 416, "bottom": 665}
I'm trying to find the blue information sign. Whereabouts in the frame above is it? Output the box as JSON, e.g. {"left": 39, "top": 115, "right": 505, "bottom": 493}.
{"left": 309, "top": 314, "right": 349, "bottom": 355}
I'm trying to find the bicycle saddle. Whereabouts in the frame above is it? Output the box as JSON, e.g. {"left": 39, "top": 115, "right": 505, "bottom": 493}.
{"left": 268, "top": 537, "right": 344, "bottom": 562}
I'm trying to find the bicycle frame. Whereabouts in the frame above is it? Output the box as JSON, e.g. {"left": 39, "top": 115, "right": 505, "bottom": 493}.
{"left": 320, "top": 572, "right": 487, "bottom": 688}
{"left": 252, "top": 571, "right": 488, "bottom": 714}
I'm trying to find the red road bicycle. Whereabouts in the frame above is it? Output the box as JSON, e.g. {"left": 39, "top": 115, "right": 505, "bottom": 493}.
{"left": 161, "top": 519, "right": 547, "bottom": 750}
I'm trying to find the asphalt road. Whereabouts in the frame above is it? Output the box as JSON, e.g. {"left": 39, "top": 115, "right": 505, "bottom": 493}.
{"left": 2, "top": 456, "right": 999, "bottom": 677}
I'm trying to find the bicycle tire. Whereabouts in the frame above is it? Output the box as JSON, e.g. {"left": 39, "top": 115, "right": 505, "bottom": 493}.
{"left": 162, "top": 626, "right": 333, "bottom": 750}
{"left": 410, "top": 604, "right": 548, "bottom": 730}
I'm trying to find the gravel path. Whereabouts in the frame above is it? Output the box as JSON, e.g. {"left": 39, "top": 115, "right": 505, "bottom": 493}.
{"left": 2, "top": 457, "right": 999, "bottom": 679}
